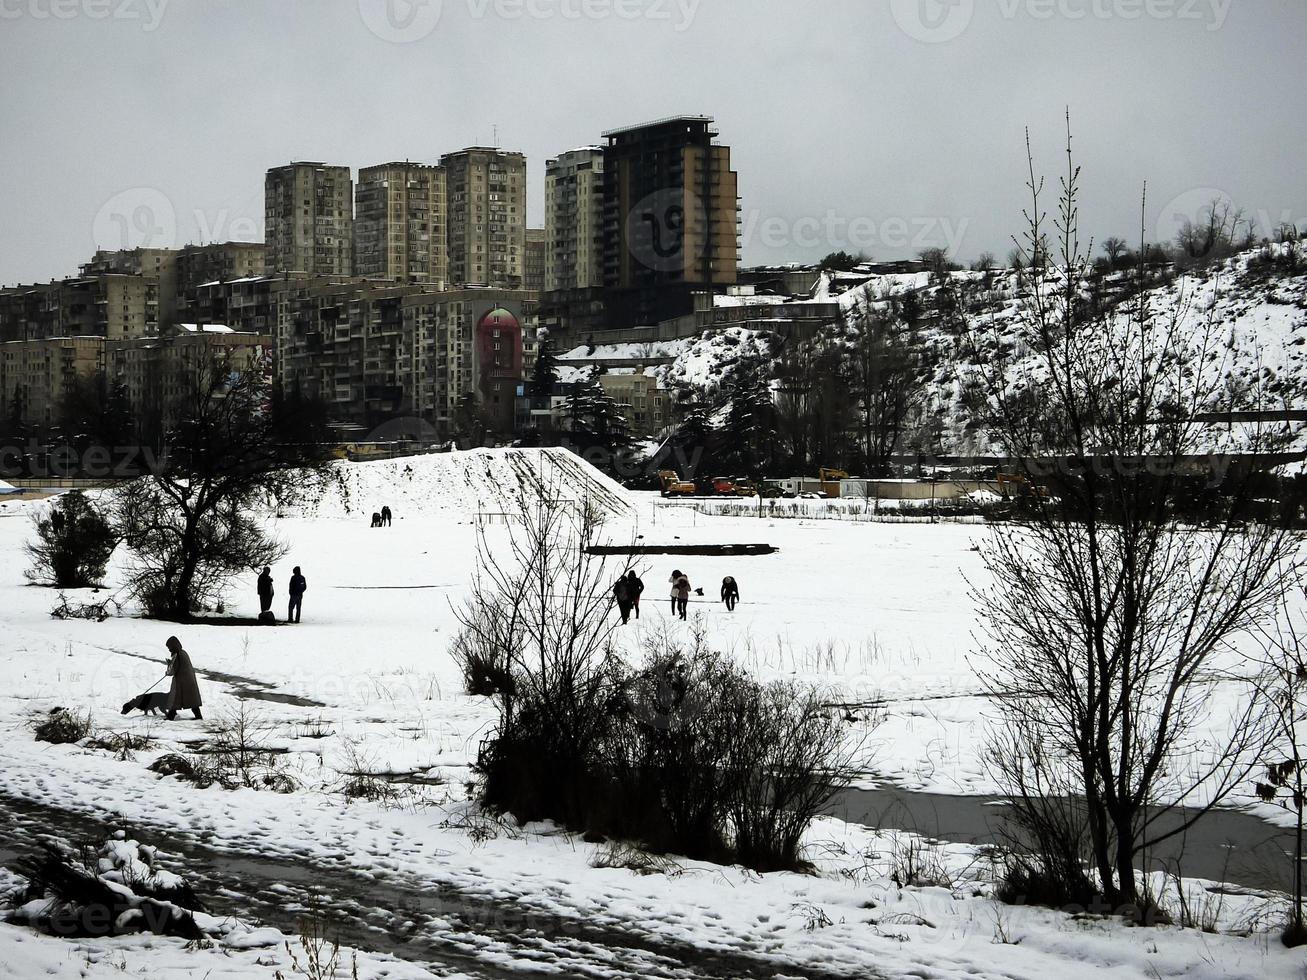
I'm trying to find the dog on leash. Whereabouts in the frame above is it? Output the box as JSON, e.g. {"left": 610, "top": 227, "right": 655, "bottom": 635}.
{"left": 121, "top": 692, "right": 169, "bottom": 716}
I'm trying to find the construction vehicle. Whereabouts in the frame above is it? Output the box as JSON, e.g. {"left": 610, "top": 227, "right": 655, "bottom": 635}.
{"left": 658, "top": 470, "right": 697, "bottom": 497}
{"left": 710, "top": 476, "right": 737, "bottom": 495}
{"left": 818, "top": 467, "right": 850, "bottom": 498}
{"left": 731, "top": 478, "right": 759, "bottom": 497}
{"left": 997, "top": 472, "right": 1050, "bottom": 499}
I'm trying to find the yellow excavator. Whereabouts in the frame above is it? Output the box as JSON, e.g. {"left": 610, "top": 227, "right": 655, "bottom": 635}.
{"left": 658, "top": 470, "right": 698, "bottom": 497}
{"left": 818, "top": 467, "right": 849, "bottom": 498}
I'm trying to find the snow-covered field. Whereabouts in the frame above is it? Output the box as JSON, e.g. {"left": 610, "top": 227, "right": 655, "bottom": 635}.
{"left": 0, "top": 450, "right": 1301, "bottom": 978}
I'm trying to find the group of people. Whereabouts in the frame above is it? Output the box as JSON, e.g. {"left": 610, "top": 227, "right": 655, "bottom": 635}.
{"left": 370, "top": 506, "right": 394, "bottom": 528}
{"left": 613, "top": 568, "right": 741, "bottom": 623}
{"left": 257, "top": 565, "right": 308, "bottom": 623}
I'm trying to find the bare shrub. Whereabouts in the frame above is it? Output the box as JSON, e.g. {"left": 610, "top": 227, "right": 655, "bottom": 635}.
{"left": 33, "top": 707, "right": 92, "bottom": 744}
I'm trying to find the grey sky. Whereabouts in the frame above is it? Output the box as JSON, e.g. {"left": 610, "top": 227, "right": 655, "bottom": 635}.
{"left": 1, "top": 0, "right": 1304, "bottom": 285}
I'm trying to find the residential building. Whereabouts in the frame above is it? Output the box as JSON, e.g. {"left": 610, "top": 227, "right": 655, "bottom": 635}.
{"left": 602, "top": 115, "right": 740, "bottom": 327}
{"left": 0, "top": 274, "right": 159, "bottom": 343}
{"left": 441, "top": 148, "right": 527, "bottom": 289}
{"left": 81, "top": 247, "right": 178, "bottom": 328}
{"left": 0, "top": 336, "right": 105, "bottom": 427}
{"left": 354, "top": 162, "right": 448, "bottom": 286}
{"left": 545, "top": 147, "right": 605, "bottom": 292}
{"left": 109, "top": 326, "right": 271, "bottom": 418}
{"left": 175, "top": 242, "right": 267, "bottom": 297}
{"left": 272, "top": 276, "right": 534, "bottom": 435}
{"left": 264, "top": 162, "right": 354, "bottom": 275}
{"left": 597, "top": 367, "right": 671, "bottom": 438}
{"left": 524, "top": 228, "right": 547, "bottom": 292}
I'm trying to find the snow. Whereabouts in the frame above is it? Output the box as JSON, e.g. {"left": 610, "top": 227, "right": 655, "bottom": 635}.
{"left": 0, "top": 450, "right": 1301, "bottom": 977}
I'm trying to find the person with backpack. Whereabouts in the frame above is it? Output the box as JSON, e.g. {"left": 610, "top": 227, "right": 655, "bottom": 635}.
{"left": 721, "top": 575, "right": 740, "bottom": 611}
{"left": 288, "top": 566, "right": 307, "bottom": 623}
{"left": 626, "top": 570, "right": 645, "bottom": 619}
{"left": 613, "top": 574, "right": 633, "bottom": 625}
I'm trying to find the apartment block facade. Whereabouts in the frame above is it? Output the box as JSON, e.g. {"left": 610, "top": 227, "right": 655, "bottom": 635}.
{"left": 175, "top": 242, "right": 267, "bottom": 296}
{"left": 265, "top": 163, "right": 354, "bottom": 275}
{"left": 354, "top": 162, "right": 448, "bottom": 286}
{"left": 273, "top": 277, "right": 534, "bottom": 434}
{"left": 0, "top": 274, "right": 160, "bottom": 344}
{"left": 602, "top": 116, "right": 740, "bottom": 327}
{"left": 524, "top": 228, "right": 547, "bottom": 293}
{"left": 545, "top": 147, "right": 606, "bottom": 292}
{"left": 441, "top": 148, "right": 527, "bottom": 289}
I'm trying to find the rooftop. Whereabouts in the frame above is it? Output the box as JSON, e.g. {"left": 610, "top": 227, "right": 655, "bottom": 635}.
{"left": 601, "top": 115, "right": 715, "bottom": 138}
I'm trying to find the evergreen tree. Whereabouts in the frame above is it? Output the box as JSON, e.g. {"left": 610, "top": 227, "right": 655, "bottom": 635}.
{"left": 530, "top": 338, "right": 560, "bottom": 397}
{"left": 566, "top": 381, "right": 632, "bottom": 455}
{"left": 722, "top": 375, "right": 776, "bottom": 476}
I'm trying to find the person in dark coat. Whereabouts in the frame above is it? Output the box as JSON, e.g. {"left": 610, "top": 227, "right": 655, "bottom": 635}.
{"left": 257, "top": 567, "right": 274, "bottom": 613}
{"left": 626, "top": 570, "right": 644, "bottom": 619}
{"left": 613, "top": 575, "right": 633, "bottom": 625}
{"left": 721, "top": 575, "right": 740, "bottom": 611}
{"left": 163, "top": 636, "right": 202, "bottom": 720}
{"left": 381, "top": 506, "right": 393, "bottom": 527}
{"left": 288, "top": 566, "right": 307, "bottom": 623}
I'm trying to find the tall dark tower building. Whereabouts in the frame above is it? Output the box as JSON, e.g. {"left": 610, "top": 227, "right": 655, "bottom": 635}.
{"left": 601, "top": 116, "right": 740, "bottom": 327}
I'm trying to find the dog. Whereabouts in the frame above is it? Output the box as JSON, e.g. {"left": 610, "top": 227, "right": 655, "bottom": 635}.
{"left": 121, "top": 692, "right": 169, "bottom": 716}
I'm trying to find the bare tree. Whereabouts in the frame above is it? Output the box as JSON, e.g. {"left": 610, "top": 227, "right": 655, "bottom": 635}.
{"left": 114, "top": 348, "right": 332, "bottom": 619}
{"left": 1253, "top": 600, "right": 1307, "bottom": 946}
{"left": 452, "top": 480, "right": 625, "bottom": 824}
{"left": 1101, "top": 236, "right": 1129, "bottom": 268}
{"left": 963, "top": 120, "right": 1301, "bottom": 909}
{"left": 847, "top": 308, "right": 927, "bottom": 476}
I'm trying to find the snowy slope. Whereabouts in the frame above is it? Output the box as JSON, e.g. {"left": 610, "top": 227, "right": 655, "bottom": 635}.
{"left": 286, "top": 447, "right": 636, "bottom": 520}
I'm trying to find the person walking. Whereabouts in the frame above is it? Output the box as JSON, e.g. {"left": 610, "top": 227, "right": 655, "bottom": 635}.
{"left": 257, "top": 566, "right": 274, "bottom": 614}
{"left": 613, "top": 574, "right": 633, "bottom": 625}
{"left": 288, "top": 566, "right": 307, "bottom": 623}
{"left": 668, "top": 569, "right": 683, "bottom": 616}
{"left": 163, "top": 636, "right": 203, "bottom": 721}
{"left": 381, "top": 505, "right": 393, "bottom": 527}
{"left": 672, "top": 571, "right": 692, "bottom": 621}
{"left": 626, "top": 570, "right": 644, "bottom": 619}
{"left": 721, "top": 575, "right": 740, "bottom": 611}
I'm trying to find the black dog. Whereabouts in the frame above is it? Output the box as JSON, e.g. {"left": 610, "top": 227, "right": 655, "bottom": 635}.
{"left": 121, "top": 692, "right": 169, "bottom": 716}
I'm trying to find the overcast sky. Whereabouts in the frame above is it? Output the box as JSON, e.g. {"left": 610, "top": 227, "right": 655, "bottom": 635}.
{"left": 1, "top": 0, "right": 1304, "bottom": 284}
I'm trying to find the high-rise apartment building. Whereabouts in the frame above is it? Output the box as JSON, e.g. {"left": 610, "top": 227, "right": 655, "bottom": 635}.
{"left": 601, "top": 116, "right": 740, "bottom": 327}
{"left": 545, "top": 147, "right": 605, "bottom": 293}
{"left": 524, "top": 228, "right": 547, "bottom": 293}
{"left": 354, "top": 162, "right": 448, "bottom": 286}
{"left": 440, "top": 148, "right": 527, "bottom": 289}
{"left": 264, "top": 163, "right": 354, "bottom": 275}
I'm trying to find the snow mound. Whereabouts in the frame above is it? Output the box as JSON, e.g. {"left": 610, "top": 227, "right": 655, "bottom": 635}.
{"left": 288, "top": 447, "right": 636, "bottom": 520}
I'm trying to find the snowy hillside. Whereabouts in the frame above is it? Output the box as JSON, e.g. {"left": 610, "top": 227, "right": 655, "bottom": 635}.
{"left": 287, "top": 447, "right": 636, "bottom": 520}
{"left": 665, "top": 244, "right": 1307, "bottom": 454}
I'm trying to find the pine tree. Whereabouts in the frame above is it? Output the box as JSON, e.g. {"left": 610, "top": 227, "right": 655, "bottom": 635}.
{"left": 722, "top": 375, "right": 775, "bottom": 476}
{"left": 530, "top": 338, "right": 560, "bottom": 397}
